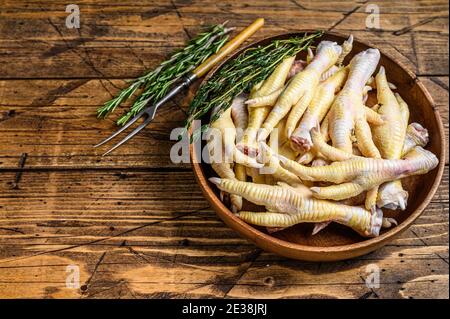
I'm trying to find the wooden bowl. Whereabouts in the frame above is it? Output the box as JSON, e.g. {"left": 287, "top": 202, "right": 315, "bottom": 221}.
{"left": 190, "top": 32, "right": 446, "bottom": 261}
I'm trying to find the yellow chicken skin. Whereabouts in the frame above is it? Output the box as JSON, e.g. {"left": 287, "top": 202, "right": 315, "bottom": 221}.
{"left": 237, "top": 56, "right": 295, "bottom": 156}
{"left": 258, "top": 132, "right": 303, "bottom": 185}
{"left": 259, "top": 154, "right": 303, "bottom": 185}
{"left": 327, "top": 48, "right": 384, "bottom": 210}
{"left": 268, "top": 118, "right": 299, "bottom": 160}
{"left": 290, "top": 66, "right": 349, "bottom": 152}
{"left": 336, "top": 35, "right": 353, "bottom": 66}
{"left": 310, "top": 122, "right": 429, "bottom": 164}
{"left": 245, "top": 88, "right": 283, "bottom": 108}
{"left": 266, "top": 143, "right": 438, "bottom": 202}
{"left": 306, "top": 119, "right": 430, "bottom": 214}
{"left": 230, "top": 93, "right": 249, "bottom": 143}
{"left": 316, "top": 35, "right": 353, "bottom": 83}
{"left": 328, "top": 49, "right": 383, "bottom": 156}
{"left": 209, "top": 107, "right": 262, "bottom": 168}
{"left": 209, "top": 177, "right": 394, "bottom": 237}
{"left": 372, "top": 69, "right": 410, "bottom": 210}
{"left": 402, "top": 122, "right": 429, "bottom": 155}
{"left": 377, "top": 120, "right": 429, "bottom": 210}
{"left": 373, "top": 67, "right": 408, "bottom": 159}
{"left": 296, "top": 111, "right": 331, "bottom": 164}
{"left": 207, "top": 107, "right": 263, "bottom": 212}
{"left": 231, "top": 93, "right": 250, "bottom": 208}
{"left": 232, "top": 162, "right": 247, "bottom": 212}
{"left": 257, "top": 41, "right": 343, "bottom": 141}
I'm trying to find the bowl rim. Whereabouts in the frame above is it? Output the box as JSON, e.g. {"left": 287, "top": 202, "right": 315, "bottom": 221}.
{"left": 189, "top": 31, "right": 446, "bottom": 256}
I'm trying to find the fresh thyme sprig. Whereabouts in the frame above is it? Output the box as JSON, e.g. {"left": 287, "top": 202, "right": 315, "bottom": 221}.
{"left": 185, "top": 31, "right": 323, "bottom": 138}
{"left": 97, "top": 23, "right": 232, "bottom": 125}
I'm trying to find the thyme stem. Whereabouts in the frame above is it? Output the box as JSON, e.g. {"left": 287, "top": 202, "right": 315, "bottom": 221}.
{"left": 185, "top": 31, "right": 323, "bottom": 137}
{"left": 97, "top": 23, "right": 232, "bottom": 125}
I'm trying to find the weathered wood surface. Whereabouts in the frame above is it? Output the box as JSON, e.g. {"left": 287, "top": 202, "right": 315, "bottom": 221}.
{"left": 0, "top": 0, "right": 448, "bottom": 299}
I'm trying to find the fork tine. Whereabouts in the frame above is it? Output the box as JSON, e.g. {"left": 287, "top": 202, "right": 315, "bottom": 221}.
{"left": 94, "top": 109, "right": 147, "bottom": 148}
{"left": 102, "top": 116, "right": 152, "bottom": 156}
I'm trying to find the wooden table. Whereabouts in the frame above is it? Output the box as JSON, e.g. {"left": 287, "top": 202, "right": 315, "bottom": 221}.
{"left": 0, "top": 0, "right": 448, "bottom": 299}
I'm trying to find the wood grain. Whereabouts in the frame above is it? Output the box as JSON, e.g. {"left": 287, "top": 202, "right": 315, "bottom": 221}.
{"left": 0, "top": 0, "right": 448, "bottom": 298}
{"left": 0, "top": 1, "right": 448, "bottom": 78}
{"left": 0, "top": 169, "right": 448, "bottom": 298}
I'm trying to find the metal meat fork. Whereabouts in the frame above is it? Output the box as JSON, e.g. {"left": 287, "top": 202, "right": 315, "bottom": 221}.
{"left": 95, "top": 18, "right": 264, "bottom": 156}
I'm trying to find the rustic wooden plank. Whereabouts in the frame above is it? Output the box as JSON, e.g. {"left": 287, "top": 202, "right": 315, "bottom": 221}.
{"left": 0, "top": 233, "right": 447, "bottom": 299}
{"left": 0, "top": 0, "right": 448, "bottom": 300}
{"left": 0, "top": 31, "right": 445, "bottom": 78}
{"left": 0, "top": 168, "right": 447, "bottom": 299}
{"left": 292, "top": 0, "right": 449, "bottom": 14}
{"left": 3, "top": 0, "right": 448, "bottom": 14}
{"left": 0, "top": 78, "right": 194, "bottom": 169}
{"left": 0, "top": 232, "right": 447, "bottom": 299}
{"left": 414, "top": 31, "right": 449, "bottom": 75}
{"left": 1, "top": 1, "right": 446, "bottom": 39}
{"left": 0, "top": 1, "right": 447, "bottom": 78}
{"left": 0, "top": 201, "right": 446, "bottom": 250}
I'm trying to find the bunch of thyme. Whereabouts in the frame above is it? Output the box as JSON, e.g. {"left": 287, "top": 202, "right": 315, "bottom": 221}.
{"left": 97, "top": 22, "right": 232, "bottom": 125}
{"left": 185, "top": 31, "right": 323, "bottom": 139}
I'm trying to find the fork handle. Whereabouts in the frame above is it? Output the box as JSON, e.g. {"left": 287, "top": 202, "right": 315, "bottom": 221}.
{"left": 151, "top": 19, "right": 264, "bottom": 112}
{"left": 192, "top": 18, "right": 264, "bottom": 78}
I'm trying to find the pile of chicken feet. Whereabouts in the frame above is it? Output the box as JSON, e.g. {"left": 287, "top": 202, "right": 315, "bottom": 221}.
{"left": 206, "top": 36, "right": 439, "bottom": 238}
